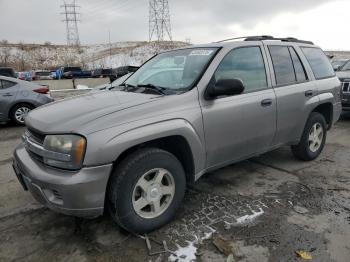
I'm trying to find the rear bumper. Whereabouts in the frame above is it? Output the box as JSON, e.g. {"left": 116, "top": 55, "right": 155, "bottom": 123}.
{"left": 13, "top": 143, "right": 113, "bottom": 218}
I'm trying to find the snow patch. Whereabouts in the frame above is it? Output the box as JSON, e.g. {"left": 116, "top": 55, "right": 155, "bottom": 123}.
{"left": 168, "top": 226, "right": 215, "bottom": 262}
{"left": 235, "top": 208, "right": 264, "bottom": 225}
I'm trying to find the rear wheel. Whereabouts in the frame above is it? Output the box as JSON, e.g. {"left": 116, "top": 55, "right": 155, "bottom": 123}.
{"left": 108, "top": 148, "right": 186, "bottom": 233}
{"left": 10, "top": 104, "right": 34, "bottom": 125}
{"left": 291, "top": 112, "right": 327, "bottom": 161}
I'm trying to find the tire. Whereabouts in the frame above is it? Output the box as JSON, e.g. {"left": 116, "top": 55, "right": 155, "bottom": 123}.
{"left": 108, "top": 148, "right": 186, "bottom": 233}
{"left": 291, "top": 112, "right": 327, "bottom": 161}
{"left": 10, "top": 103, "right": 34, "bottom": 125}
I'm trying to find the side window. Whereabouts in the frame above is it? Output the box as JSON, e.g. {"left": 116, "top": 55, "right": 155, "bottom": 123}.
{"left": 268, "top": 46, "right": 296, "bottom": 85}
{"left": 1, "top": 80, "right": 16, "bottom": 89}
{"left": 214, "top": 46, "right": 268, "bottom": 93}
{"left": 289, "top": 47, "right": 307, "bottom": 82}
{"left": 301, "top": 47, "right": 335, "bottom": 80}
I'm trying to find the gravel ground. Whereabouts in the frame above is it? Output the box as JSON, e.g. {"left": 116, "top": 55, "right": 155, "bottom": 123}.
{"left": 0, "top": 114, "right": 349, "bottom": 262}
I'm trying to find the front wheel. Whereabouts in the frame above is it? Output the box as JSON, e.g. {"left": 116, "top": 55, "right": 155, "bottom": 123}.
{"left": 108, "top": 148, "right": 186, "bottom": 233}
{"left": 10, "top": 104, "right": 34, "bottom": 125}
{"left": 291, "top": 112, "right": 327, "bottom": 161}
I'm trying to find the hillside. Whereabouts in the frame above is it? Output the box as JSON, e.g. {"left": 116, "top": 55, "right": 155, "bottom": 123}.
{"left": 0, "top": 41, "right": 188, "bottom": 71}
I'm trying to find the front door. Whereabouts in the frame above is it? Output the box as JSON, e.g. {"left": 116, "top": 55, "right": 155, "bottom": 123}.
{"left": 201, "top": 46, "right": 277, "bottom": 168}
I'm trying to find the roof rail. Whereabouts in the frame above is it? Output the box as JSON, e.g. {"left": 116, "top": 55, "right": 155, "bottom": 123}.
{"left": 216, "top": 35, "right": 272, "bottom": 43}
{"left": 216, "top": 35, "right": 314, "bottom": 45}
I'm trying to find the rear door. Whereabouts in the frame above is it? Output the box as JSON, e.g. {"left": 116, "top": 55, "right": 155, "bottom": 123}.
{"left": 264, "top": 44, "right": 318, "bottom": 146}
{"left": 0, "top": 79, "right": 19, "bottom": 120}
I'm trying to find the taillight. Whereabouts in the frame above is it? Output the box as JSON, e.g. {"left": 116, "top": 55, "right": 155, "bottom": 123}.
{"left": 33, "top": 87, "right": 49, "bottom": 94}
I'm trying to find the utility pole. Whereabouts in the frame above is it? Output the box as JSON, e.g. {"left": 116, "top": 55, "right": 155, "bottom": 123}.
{"left": 108, "top": 30, "right": 112, "bottom": 58}
{"left": 149, "top": 0, "right": 172, "bottom": 42}
{"left": 61, "top": 0, "right": 81, "bottom": 46}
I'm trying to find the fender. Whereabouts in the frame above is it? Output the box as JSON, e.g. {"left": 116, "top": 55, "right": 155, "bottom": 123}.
{"left": 295, "top": 92, "right": 334, "bottom": 143}
{"left": 317, "top": 92, "right": 335, "bottom": 104}
{"left": 84, "top": 119, "right": 206, "bottom": 175}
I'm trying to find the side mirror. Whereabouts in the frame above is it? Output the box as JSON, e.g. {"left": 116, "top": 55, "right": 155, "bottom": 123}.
{"left": 206, "top": 78, "right": 245, "bottom": 99}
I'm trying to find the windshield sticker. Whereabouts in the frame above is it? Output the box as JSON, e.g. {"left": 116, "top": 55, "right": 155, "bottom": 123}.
{"left": 189, "top": 50, "right": 214, "bottom": 56}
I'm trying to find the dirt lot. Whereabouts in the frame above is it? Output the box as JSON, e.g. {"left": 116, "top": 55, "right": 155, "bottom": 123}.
{"left": 0, "top": 114, "right": 350, "bottom": 262}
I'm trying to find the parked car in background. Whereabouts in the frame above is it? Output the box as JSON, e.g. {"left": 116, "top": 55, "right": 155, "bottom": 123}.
{"left": 91, "top": 68, "right": 113, "bottom": 78}
{"left": 62, "top": 66, "right": 83, "bottom": 79}
{"left": 0, "top": 67, "right": 17, "bottom": 78}
{"left": 114, "top": 65, "right": 139, "bottom": 78}
{"left": 90, "top": 72, "right": 133, "bottom": 93}
{"left": 18, "top": 72, "right": 33, "bottom": 81}
{"left": 335, "top": 60, "right": 350, "bottom": 111}
{"left": 13, "top": 36, "right": 341, "bottom": 234}
{"left": 332, "top": 59, "right": 349, "bottom": 71}
{"left": 32, "top": 70, "right": 53, "bottom": 80}
{"left": 0, "top": 76, "right": 54, "bottom": 124}
{"left": 108, "top": 66, "right": 140, "bottom": 82}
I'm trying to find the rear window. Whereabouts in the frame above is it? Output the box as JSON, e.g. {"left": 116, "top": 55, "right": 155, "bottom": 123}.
{"left": 0, "top": 80, "right": 16, "bottom": 89}
{"left": 289, "top": 47, "right": 307, "bottom": 82}
{"left": 268, "top": 46, "right": 296, "bottom": 85}
{"left": 301, "top": 47, "right": 335, "bottom": 80}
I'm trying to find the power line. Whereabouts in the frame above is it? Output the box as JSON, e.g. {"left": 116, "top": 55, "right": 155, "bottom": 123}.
{"left": 61, "top": 0, "right": 81, "bottom": 46}
{"left": 149, "top": 0, "right": 172, "bottom": 42}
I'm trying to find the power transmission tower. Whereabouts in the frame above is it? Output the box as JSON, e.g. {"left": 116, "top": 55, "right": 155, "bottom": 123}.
{"left": 149, "top": 0, "right": 172, "bottom": 42}
{"left": 61, "top": 0, "right": 81, "bottom": 46}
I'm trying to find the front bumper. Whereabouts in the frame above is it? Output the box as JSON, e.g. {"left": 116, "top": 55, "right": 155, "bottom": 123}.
{"left": 13, "top": 143, "right": 113, "bottom": 218}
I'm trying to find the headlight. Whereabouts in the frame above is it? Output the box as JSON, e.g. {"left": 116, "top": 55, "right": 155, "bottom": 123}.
{"left": 43, "top": 135, "right": 86, "bottom": 170}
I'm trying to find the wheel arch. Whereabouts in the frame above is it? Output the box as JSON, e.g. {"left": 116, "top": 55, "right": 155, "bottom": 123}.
{"left": 311, "top": 102, "right": 333, "bottom": 130}
{"left": 112, "top": 135, "right": 196, "bottom": 183}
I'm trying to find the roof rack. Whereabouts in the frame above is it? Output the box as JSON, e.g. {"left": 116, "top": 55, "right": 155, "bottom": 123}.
{"left": 216, "top": 35, "right": 314, "bottom": 45}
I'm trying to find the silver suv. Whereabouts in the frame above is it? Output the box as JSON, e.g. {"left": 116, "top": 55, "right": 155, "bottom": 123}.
{"left": 13, "top": 36, "right": 342, "bottom": 233}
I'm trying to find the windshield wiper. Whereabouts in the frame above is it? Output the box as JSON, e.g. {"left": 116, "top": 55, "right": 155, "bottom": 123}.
{"left": 136, "top": 84, "right": 167, "bottom": 95}
{"left": 118, "top": 83, "right": 136, "bottom": 92}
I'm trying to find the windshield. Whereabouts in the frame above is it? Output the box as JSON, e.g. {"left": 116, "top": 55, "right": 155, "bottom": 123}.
{"left": 124, "top": 48, "right": 218, "bottom": 94}
{"left": 341, "top": 60, "right": 350, "bottom": 71}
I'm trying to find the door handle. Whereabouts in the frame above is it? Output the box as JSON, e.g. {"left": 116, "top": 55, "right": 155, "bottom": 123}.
{"left": 261, "top": 99, "right": 272, "bottom": 107}
{"left": 305, "top": 90, "right": 313, "bottom": 97}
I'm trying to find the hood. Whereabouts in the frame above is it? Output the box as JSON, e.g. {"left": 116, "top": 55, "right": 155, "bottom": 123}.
{"left": 336, "top": 71, "right": 350, "bottom": 80}
{"left": 26, "top": 91, "right": 160, "bottom": 134}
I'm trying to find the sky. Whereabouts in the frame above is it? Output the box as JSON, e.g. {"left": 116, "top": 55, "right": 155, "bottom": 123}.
{"left": 0, "top": 0, "right": 349, "bottom": 50}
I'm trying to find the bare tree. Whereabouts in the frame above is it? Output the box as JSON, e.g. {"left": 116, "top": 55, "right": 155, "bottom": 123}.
{"left": 0, "top": 40, "right": 11, "bottom": 67}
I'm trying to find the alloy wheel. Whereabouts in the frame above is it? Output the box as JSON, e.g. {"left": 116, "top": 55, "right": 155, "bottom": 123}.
{"left": 132, "top": 168, "right": 175, "bottom": 219}
{"left": 308, "top": 123, "right": 324, "bottom": 153}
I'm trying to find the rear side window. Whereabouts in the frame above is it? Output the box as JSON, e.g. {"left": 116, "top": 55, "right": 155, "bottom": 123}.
{"left": 214, "top": 46, "right": 268, "bottom": 93}
{"left": 289, "top": 47, "right": 307, "bottom": 82}
{"left": 301, "top": 47, "right": 335, "bottom": 79}
{"left": 0, "top": 80, "right": 16, "bottom": 89}
{"left": 268, "top": 46, "right": 296, "bottom": 85}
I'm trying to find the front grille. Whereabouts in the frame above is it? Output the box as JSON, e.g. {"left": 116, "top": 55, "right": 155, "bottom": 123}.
{"left": 53, "top": 190, "right": 63, "bottom": 200}
{"left": 28, "top": 150, "right": 44, "bottom": 163}
{"left": 342, "top": 81, "right": 350, "bottom": 93}
{"left": 24, "top": 129, "right": 45, "bottom": 163}
{"left": 27, "top": 128, "right": 45, "bottom": 145}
